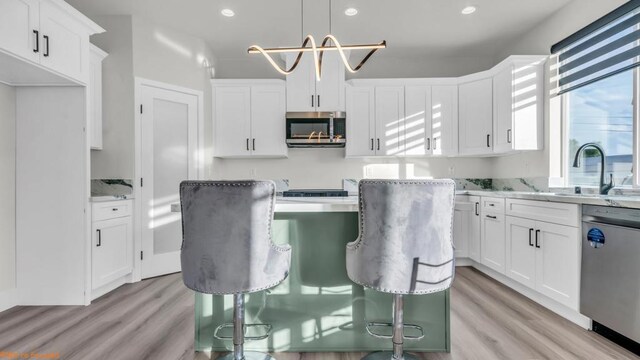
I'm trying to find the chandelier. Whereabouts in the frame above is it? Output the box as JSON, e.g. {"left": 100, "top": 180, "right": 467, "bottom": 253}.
{"left": 247, "top": 1, "right": 386, "bottom": 81}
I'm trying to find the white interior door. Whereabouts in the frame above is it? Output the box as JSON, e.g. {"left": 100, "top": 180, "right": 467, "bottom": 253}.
{"left": 140, "top": 84, "right": 198, "bottom": 279}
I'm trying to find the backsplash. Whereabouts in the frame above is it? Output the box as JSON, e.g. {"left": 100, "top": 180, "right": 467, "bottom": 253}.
{"left": 457, "top": 177, "right": 550, "bottom": 192}
{"left": 91, "top": 179, "right": 133, "bottom": 197}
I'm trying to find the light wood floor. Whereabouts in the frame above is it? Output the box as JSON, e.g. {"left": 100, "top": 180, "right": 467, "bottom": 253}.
{"left": 0, "top": 267, "right": 637, "bottom": 360}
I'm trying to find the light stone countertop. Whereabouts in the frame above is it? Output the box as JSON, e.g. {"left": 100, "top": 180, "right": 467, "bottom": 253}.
{"left": 169, "top": 191, "right": 640, "bottom": 213}
{"left": 170, "top": 196, "right": 360, "bottom": 213}
{"left": 457, "top": 190, "right": 640, "bottom": 209}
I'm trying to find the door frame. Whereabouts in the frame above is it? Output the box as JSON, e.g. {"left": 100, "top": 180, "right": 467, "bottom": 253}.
{"left": 133, "top": 77, "right": 204, "bottom": 281}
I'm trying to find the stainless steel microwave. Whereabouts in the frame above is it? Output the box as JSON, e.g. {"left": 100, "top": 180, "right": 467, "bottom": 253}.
{"left": 285, "top": 112, "right": 346, "bottom": 148}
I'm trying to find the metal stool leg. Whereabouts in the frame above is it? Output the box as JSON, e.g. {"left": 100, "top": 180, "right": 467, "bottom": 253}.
{"left": 216, "top": 294, "right": 275, "bottom": 360}
{"left": 362, "top": 295, "right": 420, "bottom": 360}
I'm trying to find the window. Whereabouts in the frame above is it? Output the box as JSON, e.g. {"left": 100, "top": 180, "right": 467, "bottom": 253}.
{"left": 565, "top": 69, "right": 635, "bottom": 187}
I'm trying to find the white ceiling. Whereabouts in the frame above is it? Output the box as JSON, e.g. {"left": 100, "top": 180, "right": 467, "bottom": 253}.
{"left": 66, "top": 0, "right": 573, "bottom": 59}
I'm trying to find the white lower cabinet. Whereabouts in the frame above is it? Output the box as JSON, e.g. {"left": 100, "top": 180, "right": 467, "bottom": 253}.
{"left": 505, "top": 211, "right": 580, "bottom": 310}
{"left": 481, "top": 211, "right": 506, "bottom": 274}
{"left": 453, "top": 195, "right": 480, "bottom": 260}
{"left": 91, "top": 200, "right": 133, "bottom": 294}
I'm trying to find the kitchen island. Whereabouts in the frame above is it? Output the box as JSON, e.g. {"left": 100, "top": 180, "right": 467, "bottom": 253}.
{"left": 179, "top": 197, "right": 451, "bottom": 353}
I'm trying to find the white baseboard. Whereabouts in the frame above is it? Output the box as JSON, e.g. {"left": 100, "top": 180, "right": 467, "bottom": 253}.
{"left": 0, "top": 288, "right": 18, "bottom": 313}
{"left": 90, "top": 275, "right": 130, "bottom": 302}
{"left": 463, "top": 259, "right": 590, "bottom": 329}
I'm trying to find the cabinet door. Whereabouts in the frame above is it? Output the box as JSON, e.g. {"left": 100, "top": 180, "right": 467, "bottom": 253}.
{"left": 286, "top": 53, "right": 316, "bottom": 112}
{"left": 481, "top": 212, "right": 506, "bottom": 274}
{"left": 468, "top": 196, "right": 481, "bottom": 262}
{"left": 375, "top": 86, "right": 405, "bottom": 156}
{"left": 512, "top": 60, "right": 544, "bottom": 151}
{"left": 493, "top": 66, "right": 513, "bottom": 153}
{"left": 89, "top": 48, "right": 104, "bottom": 150}
{"left": 346, "top": 86, "right": 375, "bottom": 156}
{"left": 453, "top": 198, "right": 472, "bottom": 258}
{"left": 214, "top": 86, "right": 252, "bottom": 157}
{"left": 431, "top": 85, "right": 458, "bottom": 156}
{"left": 404, "top": 86, "right": 431, "bottom": 156}
{"left": 315, "top": 51, "right": 345, "bottom": 112}
{"left": 535, "top": 222, "right": 580, "bottom": 310}
{"left": 459, "top": 78, "right": 493, "bottom": 155}
{"left": 505, "top": 216, "right": 536, "bottom": 288}
{"left": 250, "top": 85, "right": 287, "bottom": 157}
{"left": 39, "top": 1, "right": 88, "bottom": 83}
{"left": 92, "top": 217, "right": 133, "bottom": 290}
{"left": 0, "top": 0, "right": 39, "bottom": 63}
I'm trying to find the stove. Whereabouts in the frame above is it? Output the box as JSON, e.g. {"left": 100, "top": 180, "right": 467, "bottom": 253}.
{"left": 282, "top": 189, "right": 348, "bottom": 197}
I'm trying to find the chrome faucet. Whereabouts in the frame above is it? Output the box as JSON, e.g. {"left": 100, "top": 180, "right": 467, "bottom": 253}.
{"left": 572, "top": 142, "right": 614, "bottom": 195}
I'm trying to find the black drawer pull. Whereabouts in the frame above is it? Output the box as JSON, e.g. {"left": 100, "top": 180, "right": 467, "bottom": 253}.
{"left": 97, "top": 229, "right": 102, "bottom": 247}
{"left": 33, "top": 30, "right": 39, "bottom": 53}
{"left": 486, "top": 215, "right": 497, "bottom": 219}
{"left": 535, "top": 230, "right": 541, "bottom": 248}
{"left": 529, "top": 228, "right": 534, "bottom": 247}
{"left": 43, "top": 35, "right": 49, "bottom": 57}
{"left": 112, "top": 208, "right": 118, "bottom": 211}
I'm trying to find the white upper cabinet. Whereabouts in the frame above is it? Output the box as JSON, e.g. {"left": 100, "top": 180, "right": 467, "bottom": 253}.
{"left": 459, "top": 77, "right": 493, "bottom": 155}
{"left": 346, "top": 86, "right": 375, "bottom": 157}
{"left": 375, "top": 86, "right": 405, "bottom": 156}
{"left": 0, "top": 0, "right": 40, "bottom": 63}
{"left": 286, "top": 51, "right": 345, "bottom": 112}
{"left": 213, "top": 80, "right": 287, "bottom": 158}
{"left": 250, "top": 85, "right": 287, "bottom": 157}
{"left": 89, "top": 44, "right": 107, "bottom": 150}
{"left": 39, "top": 1, "right": 88, "bottom": 83}
{"left": 0, "top": 0, "right": 103, "bottom": 85}
{"left": 493, "top": 57, "right": 546, "bottom": 153}
{"left": 404, "top": 86, "right": 432, "bottom": 156}
{"left": 431, "top": 85, "right": 458, "bottom": 156}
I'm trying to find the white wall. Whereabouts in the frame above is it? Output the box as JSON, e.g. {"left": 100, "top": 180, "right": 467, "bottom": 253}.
{"left": 90, "top": 16, "right": 135, "bottom": 179}
{"left": 216, "top": 54, "right": 496, "bottom": 79}
{"left": 213, "top": 150, "right": 493, "bottom": 188}
{"left": 132, "top": 16, "right": 217, "bottom": 177}
{"left": 490, "top": 0, "right": 628, "bottom": 179}
{"left": 0, "top": 83, "right": 16, "bottom": 297}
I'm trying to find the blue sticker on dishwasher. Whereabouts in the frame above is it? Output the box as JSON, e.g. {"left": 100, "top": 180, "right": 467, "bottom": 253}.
{"left": 587, "top": 228, "right": 605, "bottom": 249}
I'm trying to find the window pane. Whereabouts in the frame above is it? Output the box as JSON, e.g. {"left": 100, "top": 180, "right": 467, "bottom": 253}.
{"left": 567, "top": 69, "right": 634, "bottom": 187}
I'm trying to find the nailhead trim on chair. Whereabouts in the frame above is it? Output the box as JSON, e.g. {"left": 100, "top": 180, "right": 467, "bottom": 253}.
{"left": 347, "top": 179, "right": 457, "bottom": 295}
{"left": 179, "top": 180, "right": 291, "bottom": 295}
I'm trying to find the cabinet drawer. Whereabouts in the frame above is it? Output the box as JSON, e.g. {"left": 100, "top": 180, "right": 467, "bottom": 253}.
{"left": 506, "top": 199, "right": 579, "bottom": 227}
{"left": 481, "top": 197, "right": 505, "bottom": 213}
{"left": 92, "top": 200, "right": 132, "bottom": 221}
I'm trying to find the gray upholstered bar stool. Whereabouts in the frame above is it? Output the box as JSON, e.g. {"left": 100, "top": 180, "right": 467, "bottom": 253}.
{"left": 346, "top": 179, "right": 456, "bottom": 360}
{"left": 179, "top": 180, "right": 291, "bottom": 360}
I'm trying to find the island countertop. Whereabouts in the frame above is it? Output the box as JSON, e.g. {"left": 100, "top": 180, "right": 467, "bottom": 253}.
{"left": 171, "top": 196, "right": 359, "bottom": 213}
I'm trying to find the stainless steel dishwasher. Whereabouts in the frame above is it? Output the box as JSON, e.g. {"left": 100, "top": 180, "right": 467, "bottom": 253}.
{"left": 581, "top": 205, "right": 640, "bottom": 352}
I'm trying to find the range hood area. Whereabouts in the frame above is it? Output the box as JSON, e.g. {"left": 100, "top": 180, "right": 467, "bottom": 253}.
{"left": 285, "top": 111, "right": 346, "bottom": 148}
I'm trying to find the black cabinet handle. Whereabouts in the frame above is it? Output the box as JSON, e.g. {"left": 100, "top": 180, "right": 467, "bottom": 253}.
{"left": 317, "top": 95, "right": 320, "bottom": 108}
{"left": 246, "top": 138, "right": 249, "bottom": 151}
{"left": 311, "top": 95, "right": 314, "bottom": 107}
{"left": 535, "top": 230, "right": 541, "bottom": 248}
{"left": 507, "top": 129, "right": 512, "bottom": 144}
{"left": 370, "top": 138, "right": 374, "bottom": 151}
{"left": 529, "top": 228, "right": 534, "bottom": 247}
{"left": 486, "top": 134, "right": 491, "bottom": 147}
{"left": 112, "top": 208, "right": 118, "bottom": 212}
{"left": 33, "top": 30, "right": 39, "bottom": 53}
{"left": 486, "top": 215, "right": 497, "bottom": 219}
{"left": 252, "top": 138, "right": 256, "bottom": 151}
{"left": 475, "top": 202, "right": 479, "bottom": 216}
{"left": 97, "top": 229, "right": 102, "bottom": 247}
{"left": 377, "top": 138, "right": 380, "bottom": 151}
{"left": 43, "top": 35, "right": 49, "bottom": 57}
{"left": 427, "top": 137, "right": 431, "bottom": 150}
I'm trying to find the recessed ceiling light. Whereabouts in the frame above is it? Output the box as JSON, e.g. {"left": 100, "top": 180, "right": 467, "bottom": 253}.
{"left": 221, "top": 9, "right": 235, "bottom": 17}
{"left": 345, "top": 8, "right": 358, "bottom": 16}
{"left": 461, "top": 6, "right": 477, "bottom": 15}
